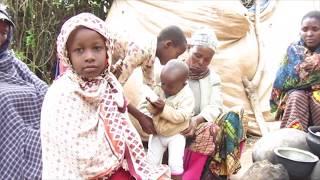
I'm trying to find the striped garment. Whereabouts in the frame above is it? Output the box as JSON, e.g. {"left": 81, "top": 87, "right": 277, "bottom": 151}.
{"left": 280, "top": 90, "right": 320, "bottom": 131}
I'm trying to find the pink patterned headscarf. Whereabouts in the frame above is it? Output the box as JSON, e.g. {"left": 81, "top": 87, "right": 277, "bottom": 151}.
{"left": 56, "top": 12, "right": 112, "bottom": 70}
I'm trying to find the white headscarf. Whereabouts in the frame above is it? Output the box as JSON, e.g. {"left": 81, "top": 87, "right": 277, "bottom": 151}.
{"left": 189, "top": 27, "right": 219, "bottom": 52}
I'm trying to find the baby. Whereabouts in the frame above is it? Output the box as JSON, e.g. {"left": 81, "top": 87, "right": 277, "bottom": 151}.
{"left": 139, "top": 59, "right": 195, "bottom": 180}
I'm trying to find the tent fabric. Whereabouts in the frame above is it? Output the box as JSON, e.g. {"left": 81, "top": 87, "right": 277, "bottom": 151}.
{"left": 106, "top": 0, "right": 320, "bottom": 136}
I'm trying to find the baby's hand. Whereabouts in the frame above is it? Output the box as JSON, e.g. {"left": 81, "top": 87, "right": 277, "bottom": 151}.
{"left": 146, "top": 98, "right": 165, "bottom": 115}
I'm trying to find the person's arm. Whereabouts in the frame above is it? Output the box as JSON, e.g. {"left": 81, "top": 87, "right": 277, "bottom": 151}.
{"left": 198, "top": 74, "right": 223, "bottom": 123}
{"left": 127, "top": 103, "right": 157, "bottom": 134}
{"left": 141, "top": 57, "right": 155, "bottom": 87}
{"left": 159, "top": 96, "right": 194, "bottom": 124}
{"left": 181, "top": 73, "right": 223, "bottom": 137}
{"left": 117, "top": 43, "right": 148, "bottom": 85}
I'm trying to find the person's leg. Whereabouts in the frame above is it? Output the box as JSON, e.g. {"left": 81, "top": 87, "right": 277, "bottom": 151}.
{"left": 147, "top": 135, "right": 166, "bottom": 165}
{"left": 167, "top": 134, "right": 185, "bottom": 180}
{"left": 281, "top": 90, "right": 310, "bottom": 131}
{"left": 182, "top": 148, "right": 208, "bottom": 180}
{"left": 310, "top": 93, "right": 320, "bottom": 126}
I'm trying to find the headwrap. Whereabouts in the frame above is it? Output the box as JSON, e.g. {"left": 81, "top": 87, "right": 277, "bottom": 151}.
{"left": 188, "top": 27, "right": 219, "bottom": 52}
{"left": 56, "top": 12, "right": 112, "bottom": 71}
{"left": 187, "top": 28, "right": 219, "bottom": 80}
{"left": 41, "top": 12, "right": 169, "bottom": 179}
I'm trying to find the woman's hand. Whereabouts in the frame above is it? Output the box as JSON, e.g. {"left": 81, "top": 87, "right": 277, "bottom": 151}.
{"left": 127, "top": 103, "right": 157, "bottom": 134}
{"left": 181, "top": 118, "right": 197, "bottom": 137}
{"left": 139, "top": 114, "right": 157, "bottom": 134}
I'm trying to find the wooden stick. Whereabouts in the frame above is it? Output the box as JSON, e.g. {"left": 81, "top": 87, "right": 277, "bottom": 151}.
{"left": 242, "top": 0, "right": 269, "bottom": 136}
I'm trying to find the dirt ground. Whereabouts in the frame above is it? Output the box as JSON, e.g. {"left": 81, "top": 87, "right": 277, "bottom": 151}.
{"left": 230, "top": 121, "right": 281, "bottom": 180}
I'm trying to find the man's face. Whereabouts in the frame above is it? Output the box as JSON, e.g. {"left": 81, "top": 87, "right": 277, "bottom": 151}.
{"left": 0, "top": 21, "right": 9, "bottom": 48}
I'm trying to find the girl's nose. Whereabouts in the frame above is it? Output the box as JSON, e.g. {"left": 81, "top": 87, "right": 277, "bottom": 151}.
{"left": 84, "top": 50, "right": 95, "bottom": 62}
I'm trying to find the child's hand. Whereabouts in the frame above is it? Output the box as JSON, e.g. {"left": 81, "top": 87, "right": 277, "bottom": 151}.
{"left": 146, "top": 97, "right": 165, "bottom": 115}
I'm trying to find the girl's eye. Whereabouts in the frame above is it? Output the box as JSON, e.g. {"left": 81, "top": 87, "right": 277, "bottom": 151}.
{"left": 75, "top": 48, "right": 83, "bottom": 53}
{"left": 94, "top": 46, "right": 102, "bottom": 51}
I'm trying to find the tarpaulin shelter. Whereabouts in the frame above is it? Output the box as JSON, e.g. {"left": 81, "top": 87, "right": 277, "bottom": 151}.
{"left": 106, "top": 0, "right": 320, "bottom": 138}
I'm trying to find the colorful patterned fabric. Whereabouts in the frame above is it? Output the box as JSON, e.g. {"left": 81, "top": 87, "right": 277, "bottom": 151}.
{"left": 0, "top": 8, "right": 48, "bottom": 179}
{"left": 209, "top": 111, "right": 245, "bottom": 176}
{"left": 270, "top": 40, "right": 320, "bottom": 116}
{"left": 41, "top": 13, "right": 170, "bottom": 179}
{"left": 279, "top": 90, "right": 320, "bottom": 131}
{"left": 188, "top": 122, "right": 219, "bottom": 155}
{"left": 184, "top": 110, "right": 245, "bottom": 178}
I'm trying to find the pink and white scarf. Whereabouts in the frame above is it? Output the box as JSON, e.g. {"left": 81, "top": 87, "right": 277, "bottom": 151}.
{"left": 41, "top": 12, "right": 170, "bottom": 179}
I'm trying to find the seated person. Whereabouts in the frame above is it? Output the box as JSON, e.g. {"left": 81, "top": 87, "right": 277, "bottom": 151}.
{"left": 270, "top": 10, "right": 320, "bottom": 131}
{"left": 0, "top": 7, "right": 48, "bottom": 179}
{"left": 181, "top": 28, "right": 245, "bottom": 180}
{"left": 139, "top": 60, "right": 194, "bottom": 180}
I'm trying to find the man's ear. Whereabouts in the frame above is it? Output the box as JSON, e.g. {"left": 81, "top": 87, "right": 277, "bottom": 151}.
{"left": 164, "top": 40, "right": 173, "bottom": 48}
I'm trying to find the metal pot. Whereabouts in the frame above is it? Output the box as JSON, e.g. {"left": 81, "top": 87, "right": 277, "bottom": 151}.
{"left": 274, "top": 147, "right": 319, "bottom": 180}
{"left": 306, "top": 126, "right": 320, "bottom": 157}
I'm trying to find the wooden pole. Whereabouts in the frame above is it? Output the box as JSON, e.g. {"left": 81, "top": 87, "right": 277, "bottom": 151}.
{"left": 242, "top": 0, "right": 269, "bottom": 136}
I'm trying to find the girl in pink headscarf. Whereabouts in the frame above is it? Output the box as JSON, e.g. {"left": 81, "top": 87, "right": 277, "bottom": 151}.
{"left": 40, "top": 12, "right": 170, "bottom": 180}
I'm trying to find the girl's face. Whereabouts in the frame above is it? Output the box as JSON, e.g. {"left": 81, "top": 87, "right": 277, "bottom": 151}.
{"left": 0, "top": 21, "right": 9, "bottom": 47}
{"left": 301, "top": 17, "right": 320, "bottom": 49}
{"left": 187, "top": 45, "right": 215, "bottom": 69}
{"left": 67, "top": 27, "right": 108, "bottom": 78}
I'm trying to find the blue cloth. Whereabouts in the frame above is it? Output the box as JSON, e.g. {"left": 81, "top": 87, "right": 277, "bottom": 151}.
{"left": 0, "top": 10, "right": 47, "bottom": 179}
{"left": 270, "top": 39, "right": 320, "bottom": 113}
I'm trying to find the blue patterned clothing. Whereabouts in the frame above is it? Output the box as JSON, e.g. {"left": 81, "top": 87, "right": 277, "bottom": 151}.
{"left": 0, "top": 11, "right": 47, "bottom": 179}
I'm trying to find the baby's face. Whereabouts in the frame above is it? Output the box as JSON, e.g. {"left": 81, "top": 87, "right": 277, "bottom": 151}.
{"left": 160, "top": 71, "right": 186, "bottom": 97}
{"left": 0, "top": 21, "right": 9, "bottom": 48}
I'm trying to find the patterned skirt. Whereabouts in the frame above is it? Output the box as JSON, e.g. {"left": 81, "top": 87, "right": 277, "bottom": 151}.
{"left": 185, "top": 109, "right": 246, "bottom": 178}
{"left": 280, "top": 89, "right": 320, "bottom": 131}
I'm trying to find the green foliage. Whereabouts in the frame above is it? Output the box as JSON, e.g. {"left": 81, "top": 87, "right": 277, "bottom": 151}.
{"left": 3, "top": 0, "right": 113, "bottom": 83}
